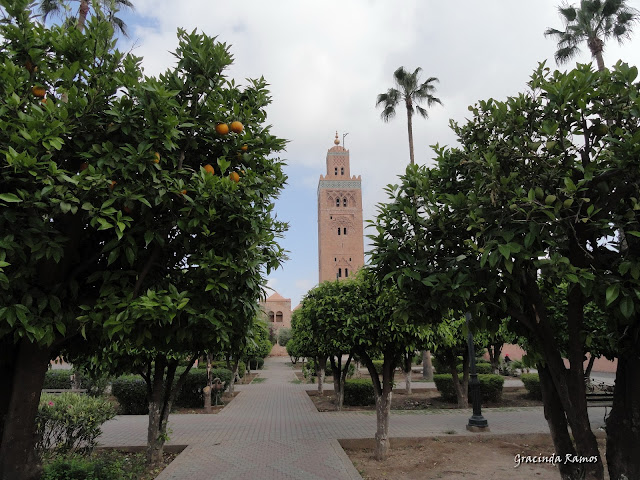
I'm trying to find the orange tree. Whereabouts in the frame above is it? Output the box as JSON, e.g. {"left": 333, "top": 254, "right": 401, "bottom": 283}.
{"left": 295, "top": 272, "right": 428, "bottom": 460}
{"left": 0, "top": 1, "right": 287, "bottom": 477}
{"left": 370, "top": 62, "right": 640, "bottom": 480}
{"left": 296, "top": 280, "right": 359, "bottom": 410}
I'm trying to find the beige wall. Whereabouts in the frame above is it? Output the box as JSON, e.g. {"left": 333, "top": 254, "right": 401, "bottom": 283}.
{"left": 259, "top": 295, "right": 292, "bottom": 330}
{"left": 317, "top": 142, "right": 365, "bottom": 283}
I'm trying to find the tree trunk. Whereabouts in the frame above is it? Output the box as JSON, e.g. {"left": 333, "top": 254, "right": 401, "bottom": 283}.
{"left": 404, "top": 355, "right": 412, "bottom": 394}
{"left": 606, "top": 347, "right": 640, "bottom": 480}
{"left": 538, "top": 365, "right": 584, "bottom": 480}
{"left": 315, "top": 357, "right": 324, "bottom": 394}
{"left": 0, "top": 339, "right": 18, "bottom": 445}
{"left": 77, "top": 0, "right": 90, "bottom": 32}
{"left": 449, "top": 359, "right": 468, "bottom": 408}
{"left": 422, "top": 350, "right": 433, "bottom": 380}
{"left": 0, "top": 341, "right": 52, "bottom": 480}
{"left": 584, "top": 354, "right": 595, "bottom": 381}
{"left": 374, "top": 357, "right": 396, "bottom": 461}
{"left": 228, "top": 359, "right": 239, "bottom": 395}
{"left": 406, "top": 104, "right": 415, "bottom": 165}
{"left": 146, "top": 357, "right": 167, "bottom": 467}
{"left": 595, "top": 51, "right": 605, "bottom": 72}
{"left": 487, "top": 342, "right": 502, "bottom": 374}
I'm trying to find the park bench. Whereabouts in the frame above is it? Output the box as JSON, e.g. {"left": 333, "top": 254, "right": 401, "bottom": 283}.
{"left": 42, "top": 389, "right": 87, "bottom": 395}
{"left": 586, "top": 392, "right": 614, "bottom": 422}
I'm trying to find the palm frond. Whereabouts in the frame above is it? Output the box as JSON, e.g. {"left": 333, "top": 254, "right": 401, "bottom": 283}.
{"left": 380, "top": 105, "right": 397, "bottom": 122}
{"left": 555, "top": 45, "right": 581, "bottom": 63}
{"left": 415, "top": 105, "right": 429, "bottom": 119}
{"left": 39, "top": 0, "right": 67, "bottom": 20}
{"left": 559, "top": 5, "right": 577, "bottom": 23}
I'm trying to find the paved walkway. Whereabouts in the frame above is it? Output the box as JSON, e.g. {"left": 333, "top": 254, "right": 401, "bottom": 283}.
{"left": 98, "top": 357, "right": 608, "bottom": 480}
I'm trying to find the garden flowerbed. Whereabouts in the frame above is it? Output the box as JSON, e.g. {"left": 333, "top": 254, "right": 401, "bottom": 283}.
{"left": 306, "top": 387, "right": 542, "bottom": 412}
{"left": 42, "top": 448, "right": 181, "bottom": 480}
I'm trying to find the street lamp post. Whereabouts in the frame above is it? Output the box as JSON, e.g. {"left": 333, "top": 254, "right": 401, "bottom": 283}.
{"left": 465, "top": 311, "right": 489, "bottom": 432}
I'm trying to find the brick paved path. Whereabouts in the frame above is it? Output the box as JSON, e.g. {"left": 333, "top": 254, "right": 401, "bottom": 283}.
{"left": 98, "top": 356, "right": 607, "bottom": 479}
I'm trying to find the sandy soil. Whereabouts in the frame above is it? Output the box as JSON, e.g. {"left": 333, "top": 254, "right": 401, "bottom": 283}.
{"left": 344, "top": 433, "right": 608, "bottom": 480}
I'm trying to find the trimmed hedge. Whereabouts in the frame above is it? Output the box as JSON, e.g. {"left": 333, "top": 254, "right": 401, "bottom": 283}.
{"left": 111, "top": 376, "right": 147, "bottom": 415}
{"left": 370, "top": 360, "right": 384, "bottom": 375}
{"left": 520, "top": 373, "right": 542, "bottom": 400}
{"left": 248, "top": 357, "right": 264, "bottom": 370}
{"left": 433, "top": 374, "right": 505, "bottom": 403}
{"left": 456, "top": 363, "right": 492, "bottom": 375}
{"left": 343, "top": 379, "right": 375, "bottom": 406}
{"left": 175, "top": 368, "right": 233, "bottom": 408}
{"left": 43, "top": 370, "right": 73, "bottom": 389}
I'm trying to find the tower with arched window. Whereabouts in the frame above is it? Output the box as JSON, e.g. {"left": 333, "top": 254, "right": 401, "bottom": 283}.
{"left": 317, "top": 132, "right": 365, "bottom": 282}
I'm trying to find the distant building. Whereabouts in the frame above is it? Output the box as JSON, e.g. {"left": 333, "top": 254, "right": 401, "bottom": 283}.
{"left": 259, "top": 292, "right": 292, "bottom": 330}
{"left": 317, "top": 132, "right": 365, "bottom": 283}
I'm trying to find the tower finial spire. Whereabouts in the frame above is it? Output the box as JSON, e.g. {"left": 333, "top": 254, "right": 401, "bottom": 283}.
{"left": 334, "top": 131, "right": 340, "bottom": 145}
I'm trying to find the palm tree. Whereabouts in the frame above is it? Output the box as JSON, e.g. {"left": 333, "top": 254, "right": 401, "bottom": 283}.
{"left": 376, "top": 67, "right": 442, "bottom": 165}
{"left": 39, "top": 0, "right": 134, "bottom": 36}
{"left": 545, "top": 0, "right": 639, "bottom": 71}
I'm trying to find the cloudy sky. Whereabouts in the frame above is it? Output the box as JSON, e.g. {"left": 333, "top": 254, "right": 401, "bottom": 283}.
{"left": 112, "top": 0, "right": 640, "bottom": 306}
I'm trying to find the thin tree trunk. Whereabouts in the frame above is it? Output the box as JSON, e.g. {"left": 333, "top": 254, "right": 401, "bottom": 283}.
{"left": 0, "top": 341, "right": 52, "bottom": 480}
{"left": 374, "top": 357, "right": 396, "bottom": 460}
{"left": 406, "top": 105, "right": 414, "bottom": 165}
{"left": 422, "top": 350, "right": 433, "bottom": 380}
{"left": 404, "top": 354, "right": 412, "bottom": 394}
{"left": 228, "top": 359, "right": 239, "bottom": 395}
{"left": 449, "top": 358, "right": 468, "bottom": 408}
{"left": 146, "top": 356, "right": 167, "bottom": 467}
{"left": 315, "top": 356, "right": 324, "bottom": 394}
{"left": 606, "top": 345, "right": 640, "bottom": 480}
{"left": 584, "top": 354, "right": 595, "bottom": 381}
{"left": 538, "top": 365, "right": 584, "bottom": 480}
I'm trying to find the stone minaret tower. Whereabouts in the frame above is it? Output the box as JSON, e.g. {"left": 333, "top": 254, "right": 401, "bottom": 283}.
{"left": 317, "top": 132, "right": 365, "bottom": 283}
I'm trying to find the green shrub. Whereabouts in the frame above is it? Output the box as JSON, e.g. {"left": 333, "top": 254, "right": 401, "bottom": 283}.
{"left": 248, "top": 357, "right": 265, "bottom": 370}
{"left": 479, "top": 374, "right": 505, "bottom": 402}
{"left": 175, "top": 368, "right": 233, "bottom": 408}
{"left": 72, "top": 370, "right": 111, "bottom": 397}
{"left": 111, "top": 376, "right": 148, "bottom": 415}
{"left": 433, "top": 374, "right": 505, "bottom": 403}
{"left": 456, "top": 363, "right": 492, "bottom": 374}
{"left": 370, "top": 360, "right": 384, "bottom": 375}
{"left": 36, "top": 393, "right": 115, "bottom": 457}
{"left": 433, "top": 374, "right": 458, "bottom": 402}
{"left": 43, "top": 370, "right": 73, "bottom": 389}
{"left": 343, "top": 379, "right": 375, "bottom": 406}
{"left": 277, "top": 328, "right": 292, "bottom": 347}
{"left": 42, "top": 453, "right": 124, "bottom": 480}
{"left": 520, "top": 373, "right": 542, "bottom": 400}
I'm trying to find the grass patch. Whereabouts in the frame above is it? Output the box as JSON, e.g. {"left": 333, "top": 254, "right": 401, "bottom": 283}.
{"left": 290, "top": 379, "right": 302, "bottom": 384}
{"left": 251, "top": 377, "right": 266, "bottom": 384}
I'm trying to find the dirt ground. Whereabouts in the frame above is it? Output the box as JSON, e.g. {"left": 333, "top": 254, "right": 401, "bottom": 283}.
{"left": 172, "top": 391, "right": 239, "bottom": 414}
{"left": 344, "top": 433, "right": 608, "bottom": 480}
{"left": 306, "top": 386, "right": 542, "bottom": 412}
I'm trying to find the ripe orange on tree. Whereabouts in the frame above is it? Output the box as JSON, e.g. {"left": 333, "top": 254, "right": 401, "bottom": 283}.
{"left": 109, "top": 180, "right": 117, "bottom": 190}
{"left": 241, "top": 144, "right": 248, "bottom": 151}
{"left": 215, "top": 123, "right": 229, "bottom": 135}
{"left": 154, "top": 152, "right": 161, "bottom": 163}
{"left": 79, "top": 162, "right": 89, "bottom": 171}
{"left": 203, "top": 164, "right": 215, "bottom": 174}
{"left": 180, "top": 189, "right": 187, "bottom": 195}
{"left": 229, "top": 172, "right": 240, "bottom": 183}
{"left": 32, "top": 86, "right": 46, "bottom": 98}
{"left": 230, "top": 121, "right": 243, "bottom": 134}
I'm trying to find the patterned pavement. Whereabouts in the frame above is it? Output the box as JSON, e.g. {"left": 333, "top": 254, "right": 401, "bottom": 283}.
{"left": 97, "top": 356, "right": 607, "bottom": 479}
